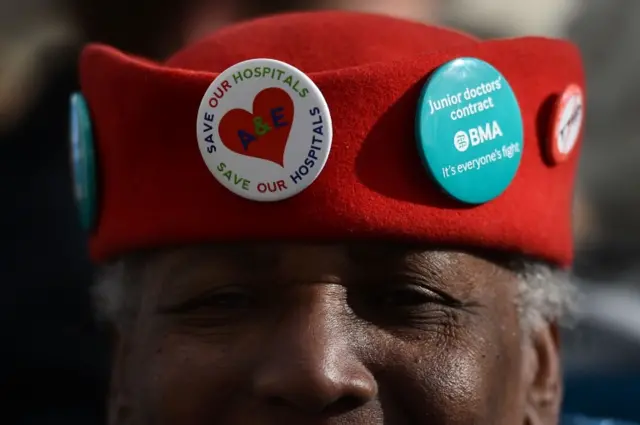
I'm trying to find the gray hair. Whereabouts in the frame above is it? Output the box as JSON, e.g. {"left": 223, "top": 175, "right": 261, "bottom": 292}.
{"left": 511, "top": 259, "right": 578, "bottom": 331}
{"left": 92, "top": 253, "right": 577, "bottom": 333}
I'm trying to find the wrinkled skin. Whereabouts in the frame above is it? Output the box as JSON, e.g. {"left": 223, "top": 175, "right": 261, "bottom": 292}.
{"left": 109, "top": 243, "right": 562, "bottom": 425}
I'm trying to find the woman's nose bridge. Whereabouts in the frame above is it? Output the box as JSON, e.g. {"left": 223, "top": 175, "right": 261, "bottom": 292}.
{"left": 252, "top": 284, "right": 377, "bottom": 413}
{"left": 279, "top": 284, "right": 352, "bottom": 356}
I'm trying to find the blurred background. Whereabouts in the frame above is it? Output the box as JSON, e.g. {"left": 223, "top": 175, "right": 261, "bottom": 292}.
{"left": 1, "top": 0, "right": 639, "bottom": 423}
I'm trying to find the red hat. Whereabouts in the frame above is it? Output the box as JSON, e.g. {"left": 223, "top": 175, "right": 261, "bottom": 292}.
{"left": 75, "top": 11, "right": 585, "bottom": 267}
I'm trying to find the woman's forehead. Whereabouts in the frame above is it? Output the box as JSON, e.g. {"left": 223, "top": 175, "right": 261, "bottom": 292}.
{"left": 138, "top": 243, "right": 518, "bottom": 310}
{"left": 141, "top": 242, "right": 508, "bottom": 275}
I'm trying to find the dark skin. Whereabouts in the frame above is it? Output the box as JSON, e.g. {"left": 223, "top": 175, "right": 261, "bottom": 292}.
{"left": 109, "top": 243, "right": 562, "bottom": 425}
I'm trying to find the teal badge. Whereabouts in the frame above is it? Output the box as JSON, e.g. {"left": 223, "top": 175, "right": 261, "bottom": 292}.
{"left": 416, "top": 58, "right": 524, "bottom": 204}
{"left": 69, "top": 92, "right": 97, "bottom": 230}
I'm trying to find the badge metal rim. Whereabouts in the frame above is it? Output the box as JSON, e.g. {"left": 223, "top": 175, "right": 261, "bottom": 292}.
{"left": 69, "top": 92, "right": 98, "bottom": 231}
{"left": 547, "top": 83, "right": 584, "bottom": 165}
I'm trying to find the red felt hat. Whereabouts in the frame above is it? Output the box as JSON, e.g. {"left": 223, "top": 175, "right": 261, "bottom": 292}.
{"left": 78, "top": 10, "right": 585, "bottom": 267}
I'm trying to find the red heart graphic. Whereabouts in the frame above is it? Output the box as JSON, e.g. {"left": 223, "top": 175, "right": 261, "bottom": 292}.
{"left": 218, "top": 87, "right": 294, "bottom": 167}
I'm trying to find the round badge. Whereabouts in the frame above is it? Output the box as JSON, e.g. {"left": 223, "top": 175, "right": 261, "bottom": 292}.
{"left": 196, "top": 58, "right": 333, "bottom": 202}
{"left": 69, "top": 92, "right": 97, "bottom": 230}
{"left": 548, "top": 84, "right": 584, "bottom": 164}
{"left": 416, "top": 58, "right": 524, "bottom": 204}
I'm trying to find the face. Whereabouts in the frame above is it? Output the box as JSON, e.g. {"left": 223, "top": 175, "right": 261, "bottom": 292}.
{"left": 109, "top": 243, "right": 562, "bottom": 425}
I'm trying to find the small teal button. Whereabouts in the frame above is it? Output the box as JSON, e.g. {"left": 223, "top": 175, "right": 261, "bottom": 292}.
{"left": 69, "top": 92, "right": 97, "bottom": 231}
{"left": 416, "top": 58, "right": 524, "bottom": 204}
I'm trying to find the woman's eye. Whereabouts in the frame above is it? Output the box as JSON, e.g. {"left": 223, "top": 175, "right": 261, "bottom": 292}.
{"left": 202, "top": 290, "right": 255, "bottom": 310}
{"left": 380, "top": 287, "right": 434, "bottom": 308}
{"left": 378, "top": 285, "right": 438, "bottom": 308}
{"left": 158, "top": 287, "right": 257, "bottom": 316}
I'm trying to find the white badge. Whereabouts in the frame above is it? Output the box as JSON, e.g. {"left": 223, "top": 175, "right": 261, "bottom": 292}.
{"left": 549, "top": 84, "right": 584, "bottom": 164}
{"left": 196, "top": 58, "right": 333, "bottom": 201}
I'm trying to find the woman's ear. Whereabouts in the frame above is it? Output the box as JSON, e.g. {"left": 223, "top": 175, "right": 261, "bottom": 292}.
{"left": 524, "top": 323, "right": 563, "bottom": 425}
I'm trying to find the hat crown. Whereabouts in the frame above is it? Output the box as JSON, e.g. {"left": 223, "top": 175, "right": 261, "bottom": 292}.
{"left": 78, "top": 10, "right": 585, "bottom": 267}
